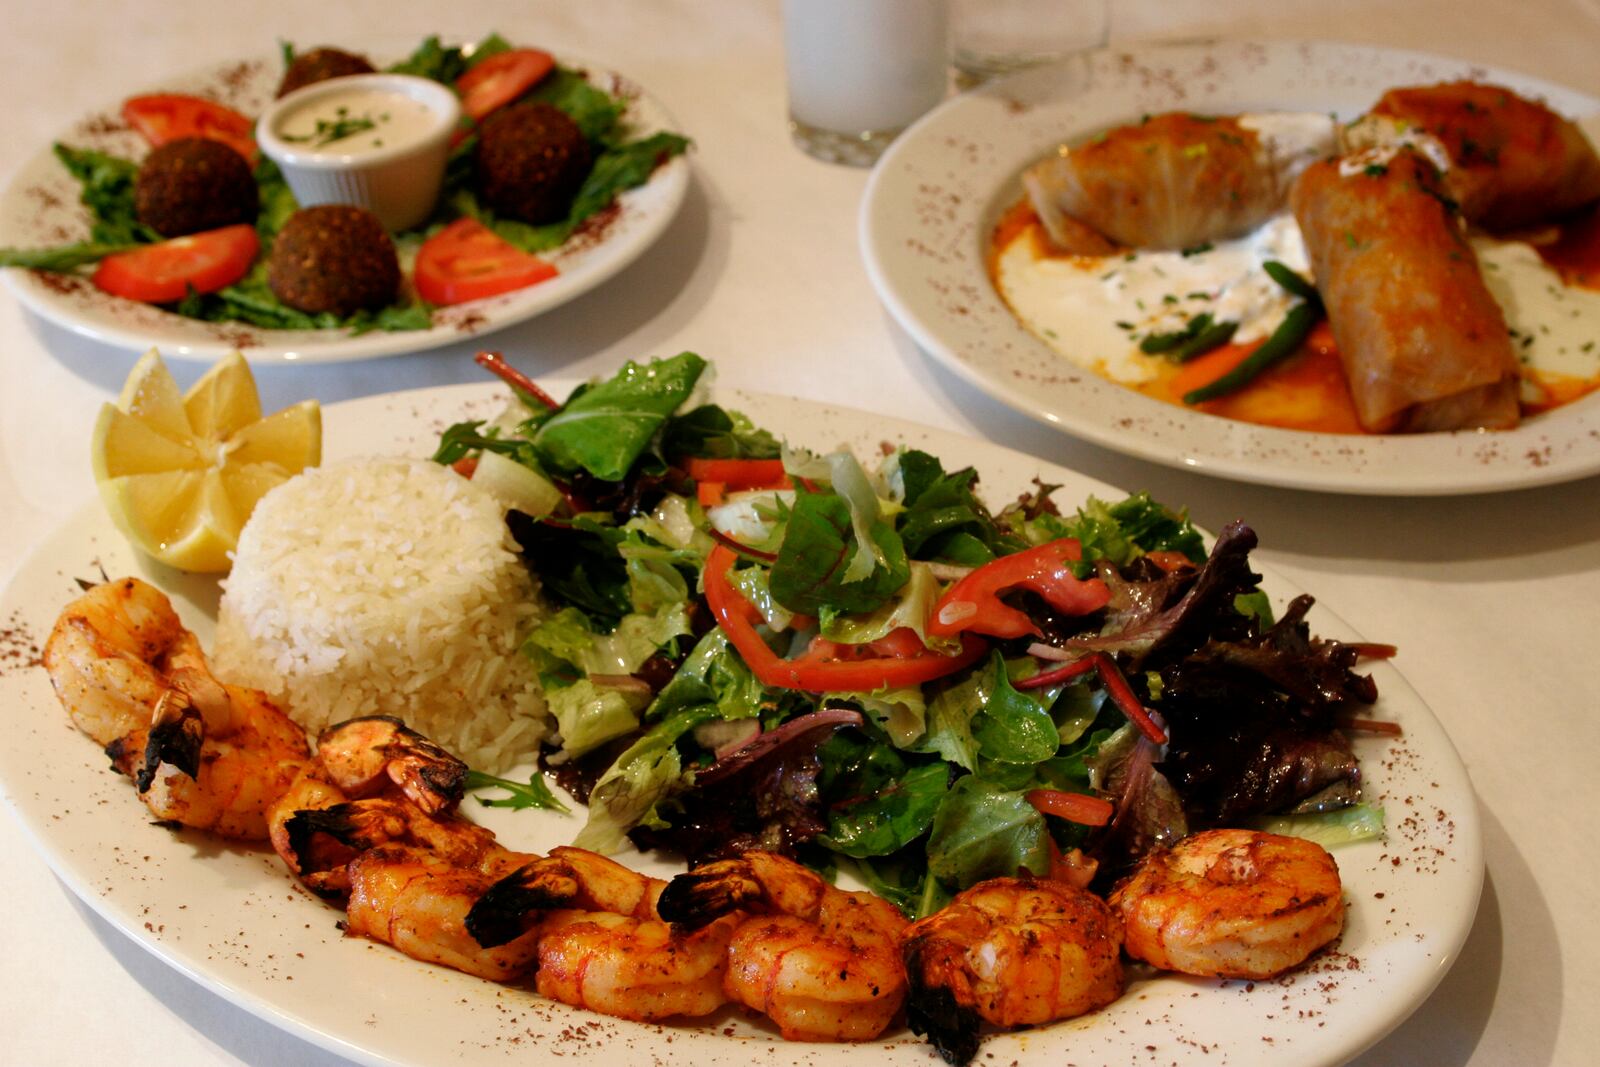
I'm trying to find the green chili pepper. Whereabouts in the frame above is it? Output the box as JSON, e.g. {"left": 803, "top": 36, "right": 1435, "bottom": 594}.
{"left": 1182, "top": 301, "right": 1324, "bottom": 405}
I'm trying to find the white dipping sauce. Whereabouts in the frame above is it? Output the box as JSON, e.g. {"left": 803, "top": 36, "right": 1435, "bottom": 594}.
{"left": 276, "top": 86, "right": 440, "bottom": 155}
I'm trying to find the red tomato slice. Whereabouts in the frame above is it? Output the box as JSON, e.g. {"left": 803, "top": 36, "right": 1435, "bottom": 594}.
{"left": 122, "top": 94, "right": 257, "bottom": 164}
{"left": 456, "top": 49, "right": 556, "bottom": 121}
{"left": 414, "top": 219, "right": 558, "bottom": 306}
{"left": 92, "top": 224, "right": 259, "bottom": 304}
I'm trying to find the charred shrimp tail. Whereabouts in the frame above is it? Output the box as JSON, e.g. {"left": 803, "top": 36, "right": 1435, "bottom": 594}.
{"left": 465, "top": 861, "right": 582, "bottom": 948}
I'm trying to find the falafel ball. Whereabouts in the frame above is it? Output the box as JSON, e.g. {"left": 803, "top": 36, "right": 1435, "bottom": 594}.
{"left": 135, "top": 137, "right": 259, "bottom": 238}
{"left": 268, "top": 204, "right": 400, "bottom": 316}
{"left": 277, "top": 47, "right": 376, "bottom": 98}
{"left": 474, "top": 102, "right": 593, "bottom": 225}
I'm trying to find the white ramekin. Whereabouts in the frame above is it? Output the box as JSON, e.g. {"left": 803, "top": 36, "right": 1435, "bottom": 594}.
{"left": 256, "top": 73, "right": 461, "bottom": 232}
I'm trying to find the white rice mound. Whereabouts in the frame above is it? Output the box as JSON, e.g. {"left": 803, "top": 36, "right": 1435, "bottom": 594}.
{"left": 213, "top": 457, "right": 548, "bottom": 772}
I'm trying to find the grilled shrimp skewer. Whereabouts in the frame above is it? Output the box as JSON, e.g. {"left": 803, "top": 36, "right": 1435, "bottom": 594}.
{"left": 1108, "top": 828, "right": 1345, "bottom": 979}
{"left": 658, "top": 850, "right": 909, "bottom": 1041}
{"left": 900, "top": 876, "right": 1124, "bottom": 1066}
{"left": 467, "top": 847, "right": 738, "bottom": 1021}
{"left": 42, "top": 577, "right": 308, "bottom": 838}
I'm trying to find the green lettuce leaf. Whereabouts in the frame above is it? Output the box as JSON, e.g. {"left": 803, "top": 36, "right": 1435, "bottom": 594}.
{"left": 926, "top": 777, "right": 1050, "bottom": 890}
{"left": 533, "top": 352, "right": 706, "bottom": 480}
{"left": 1027, "top": 492, "right": 1206, "bottom": 577}
{"left": 547, "top": 676, "right": 649, "bottom": 757}
{"left": 816, "top": 732, "right": 948, "bottom": 858}
{"left": 526, "top": 603, "right": 689, "bottom": 677}
{"left": 574, "top": 704, "right": 719, "bottom": 853}
{"left": 820, "top": 561, "right": 961, "bottom": 656}
{"left": 971, "top": 653, "right": 1060, "bottom": 765}
{"left": 646, "top": 629, "right": 769, "bottom": 724}
{"left": 52, "top": 144, "right": 157, "bottom": 246}
{"left": 1251, "top": 803, "right": 1386, "bottom": 847}
{"left": 662, "top": 404, "right": 782, "bottom": 460}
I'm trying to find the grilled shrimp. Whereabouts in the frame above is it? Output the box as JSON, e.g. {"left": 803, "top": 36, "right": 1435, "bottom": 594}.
{"left": 657, "top": 850, "right": 908, "bottom": 1041}
{"left": 269, "top": 718, "right": 500, "bottom": 896}
{"left": 900, "top": 876, "right": 1123, "bottom": 1066}
{"left": 534, "top": 910, "right": 738, "bottom": 1021}
{"left": 1108, "top": 828, "right": 1345, "bottom": 979}
{"left": 345, "top": 843, "right": 542, "bottom": 982}
{"left": 465, "top": 845, "right": 666, "bottom": 948}
{"left": 43, "top": 577, "right": 308, "bottom": 838}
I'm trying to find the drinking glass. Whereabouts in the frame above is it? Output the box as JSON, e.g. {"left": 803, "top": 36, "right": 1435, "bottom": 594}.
{"left": 783, "top": 0, "right": 950, "bottom": 166}
{"left": 950, "top": 0, "right": 1109, "bottom": 87}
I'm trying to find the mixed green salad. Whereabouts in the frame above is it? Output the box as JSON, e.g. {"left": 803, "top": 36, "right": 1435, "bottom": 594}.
{"left": 446, "top": 353, "right": 1391, "bottom": 917}
{"left": 0, "top": 33, "right": 688, "bottom": 333}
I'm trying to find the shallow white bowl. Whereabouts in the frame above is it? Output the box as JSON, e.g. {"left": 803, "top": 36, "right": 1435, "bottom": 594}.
{"left": 257, "top": 73, "right": 461, "bottom": 230}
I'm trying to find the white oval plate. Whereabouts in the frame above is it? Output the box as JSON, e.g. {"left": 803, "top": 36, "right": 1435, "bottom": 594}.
{"left": 0, "top": 50, "right": 689, "bottom": 364}
{"left": 861, "top": 39, "right": 1600, "bottom": 495}
{"left": 0, "top": 382, "right": 1481, "bottom": 1067}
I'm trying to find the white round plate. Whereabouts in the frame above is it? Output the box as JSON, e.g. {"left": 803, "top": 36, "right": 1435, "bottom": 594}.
{"left": 0, "top": 382, "right": 1482, "bottom": 1067}
{"left": 0, "top": 50, "right": 689, "bottom": 364}
{"left": 861, "top": 39, "right": 1600, "bottom": 495}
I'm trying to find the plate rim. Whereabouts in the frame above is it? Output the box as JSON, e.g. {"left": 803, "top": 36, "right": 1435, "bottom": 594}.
{"left": 0, "top": 47, "right": 691, "bottom": 365}
{"left": 859, "top": 37, "right": 1600, "bottom": 496}
{"left": 0, "top": 379, "right": 1485, "bottom": 1067}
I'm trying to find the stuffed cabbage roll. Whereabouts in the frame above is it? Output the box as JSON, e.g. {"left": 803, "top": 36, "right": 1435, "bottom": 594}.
{"left": 1290, "top": 150, "right": 1520, "bottom": 433}
{"left": 1349, "top": 81, "right": 1600, "bottom": 230}
{"left": 1024, "top": 112, "right": 1335, "bottom": 251}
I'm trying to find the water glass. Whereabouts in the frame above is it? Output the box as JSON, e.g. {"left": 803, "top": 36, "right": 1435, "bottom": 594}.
{"left": 783, "top": 0, "right": 951, "bottom": 166}
{"left": 950, "top": 0, "right": 1109, "bottom": 87}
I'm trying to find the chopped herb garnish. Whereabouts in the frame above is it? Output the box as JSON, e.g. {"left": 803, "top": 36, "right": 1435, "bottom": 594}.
{"left": 1180, "top": 242, "right": 1213, "bottom": 257}
{"left": 282, "top": 113, "right": 381, "bottom": 147}
{"left": 465, "top": 769, "right": 571, "bottom": 814}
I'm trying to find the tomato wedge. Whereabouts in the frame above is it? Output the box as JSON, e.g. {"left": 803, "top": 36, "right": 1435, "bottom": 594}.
{"left": 456, "top": 49, "right": 556, "bottom": 121}
{"left": 91, "top": 224, "right": 259, "bottom": 303}
{"left": 927, "top": 539, "right": 1111, "bottom": 640}
{"left": 123, "top": 94, "right": 257, "bottom": 164}
{"left": 414, "top": 219, "right": 558, "bottom": 306}
{"left": 704, "top": 544, "right": 987, "bottom": 692}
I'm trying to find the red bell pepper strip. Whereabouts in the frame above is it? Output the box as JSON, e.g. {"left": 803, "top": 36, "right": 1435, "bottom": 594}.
{"left": 1015, "top": 651, "right": 1167, "bottom": 744}
{"left": 703, "top": 544, "right": 987, "bottom": 693}
{"left": 684, "top": 457, "right": 791, "bottom": 489}
{"left": 1026, "top": 788, "right": 1114, "bottom": 827}
{"left": 926, "top": 539, "right": 1111, "bottom": 640}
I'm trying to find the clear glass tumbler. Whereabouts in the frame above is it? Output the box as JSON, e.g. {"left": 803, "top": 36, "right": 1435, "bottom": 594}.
{"left": 783, "top": 0, "right": 951, "bottom": 166}
{"left": 950, "top": 0, "right": 1109, "bottom": 88}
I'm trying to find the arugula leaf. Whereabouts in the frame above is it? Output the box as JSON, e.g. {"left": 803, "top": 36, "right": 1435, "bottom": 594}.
{"left": 1028, "top": 492, "right": 1205, "bottom": 577}
{"left": 465, "top": 769, "right": 570, "bottom": 813}
{"left": 971, "top": 653, "right": 1060, "bottom": 764}
{"left": 768, "top": 490, "right": 909, "bottom": 615}
{"left": 926, "top": 777, "right": 1050, "bottom": 889}
{"left": 893, "top": 450, "right": 1025, "bottom": 562}
{"left": 662, "top": 404, "right": 782, "bottom": 460}
{"left": 532, "top": 352, "right": 706, "bottom": 481}
{"left": 816, "top": 733, "right": 948, "bottom": 858}
{"left": 508, "top": 512, "right": 634, "bottom": 627}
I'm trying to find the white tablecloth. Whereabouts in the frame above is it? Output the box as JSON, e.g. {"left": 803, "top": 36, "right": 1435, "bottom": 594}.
{"left": 2, "top": 2, "right": 1596, "bottom": 1065}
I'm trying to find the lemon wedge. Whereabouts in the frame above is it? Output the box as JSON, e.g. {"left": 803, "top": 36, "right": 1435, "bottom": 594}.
{"left": 91, "top": 349, "right": 320, "bottom": 572}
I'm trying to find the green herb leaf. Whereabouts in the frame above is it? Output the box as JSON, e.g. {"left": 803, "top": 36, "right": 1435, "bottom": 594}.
{"left": 465, "top": 769, "right": 570, "bottom": 813}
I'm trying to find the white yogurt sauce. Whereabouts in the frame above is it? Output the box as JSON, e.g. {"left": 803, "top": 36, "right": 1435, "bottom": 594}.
{"left": 276, "top": 87, "right": 440, "bottom": 155}
{"left": 998, "top": 209, "right": 1600, "bottom": 392}
{"left": 1475, "top": 238, "right": 1600, "bottom": 384}
{"left": 997, "top": 213, "right": 1310, "bottom": 384}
